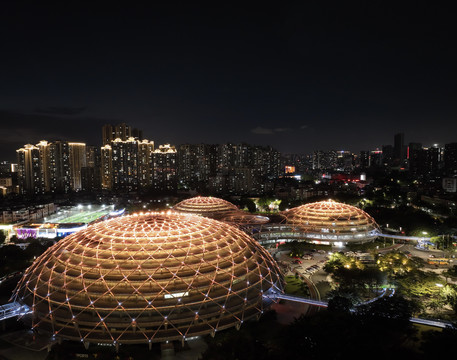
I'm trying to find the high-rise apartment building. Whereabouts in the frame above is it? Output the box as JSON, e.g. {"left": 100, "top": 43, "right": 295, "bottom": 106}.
{"left": 81, "top": 146, "right": 101, "bottom": 191}
{"left": 138, "top": 139, "right": 154, "bottom": 188}
{"left": 102, "top": 123, "right": 143, "bottom": 146}
{"left": 49, "top": 141, "right": 71, "bottom": 193}
{"left": 312, "top": 150, "right": 337, "bottom": 170}
{"left": 444, "top": 143, "right": 457, "bottom": 175}
{"left": 153, "top": 144, "right": 177, "bottom": 192}
{"left": 102, "top": 123, "right": 132, "bottom": 146}
{"left": 408, "top": 142, "right": 423, "bottom": 175}
{"left": 111, "top": 137, "right": 139, "bottom": 191}
{"left": 69, "top": 143, "right": 86, "bottom": 191}
{"left": 177, "top": 143, "right": 280, "bottom": 194}
{"left": 100, "top": 144, "right": 113, "bottom": 190}
{"left": 382, "top": 145, "right": 393, "bottom": 167}
{"left": 16, "top": 144, "right": 43, "bottom": 194}
{"left": 17, "top": 140, "right": 89, "bottom": 194}
{"left": 36, "top": 140, "right": 51, "bottom": 192}
{"left": 99, "top": 136, "right": 154, "bottom": 192}
{"left": 178, "top": 144, "right": 216, "bottom": 190}
{"left": 369, "top": 149, "right": 383, "bottom": 168}
{"left": 357, "top": 150, "right": 383, "bottom": 169}
{"left": 336, "top": 151, "right": 353, "bottom": 171}
{"left": 359, "top": 151, "right": 370, "bottom": 169}
{"left": 393, "top": 133, "right": 406, "bottom": 167}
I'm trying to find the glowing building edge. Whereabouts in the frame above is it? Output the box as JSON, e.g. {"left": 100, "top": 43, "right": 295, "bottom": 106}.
{"left": 248, "top": 200, "right": 380, "bottom": 245}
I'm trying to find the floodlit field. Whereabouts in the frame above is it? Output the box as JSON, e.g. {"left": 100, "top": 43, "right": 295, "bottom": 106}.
{"left": 45, "top": 205, "right": 115, "bottom": 224}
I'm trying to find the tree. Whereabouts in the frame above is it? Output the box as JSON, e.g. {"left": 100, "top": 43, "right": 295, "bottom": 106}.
{"left": 356, "top": 295, "right": 416, "bottom": 322}
{"left": 442, "top": 284, "right": 457, "bottom": 313}
{"left": 288, "top": 241, "right": 306, "bottom": 258}
{"left": 377, "top": 251, "right": 417, "bottom": 276}
{"left": 323, "top": 252, "right": 347, "bottom": 272}
{"left": 444, "top": 265, "right": 457, "bottom": 278}
{"left": 421, "top": 325, "right": 457, "bottom": 358}
{"left": 0, "top": 244, "right": 28, "bottom": 276}
{"left": 395, "top": 270, "right": 442, "bottom": 298}
{"left": 24, "top": 239, "right": 53, "bottom": 259}
{"left": 327, "top": 295, "right": 354, "bottom": 314}
{"left": 0, "top": 231, "right": 6, "bottom": 245}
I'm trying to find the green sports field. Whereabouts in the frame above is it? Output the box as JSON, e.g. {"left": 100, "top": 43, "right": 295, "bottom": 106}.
{"left": 46, "top": 205, "right": 115, "bottom": 224}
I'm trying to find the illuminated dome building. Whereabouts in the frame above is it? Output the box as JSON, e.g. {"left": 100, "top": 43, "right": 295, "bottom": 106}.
{"left": 13, "top": 212, "right": 283, "bottom": 348}
{"left": 280, "top": 200, "right": 379, "bottom": 244}
{"left": 172, "top": 196, "right": 239, "bottom": 219}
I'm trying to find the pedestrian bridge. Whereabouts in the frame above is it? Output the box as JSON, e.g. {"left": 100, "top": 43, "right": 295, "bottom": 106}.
{"left": 263, "top": 293, "right": 328, "bottom": 307}
{"left": 248, "top": 226, "right": 431, "bottom": 244}
{"left": 0, "top": 297, "right": 452, "bottom": 331}
{"left": 263, "top": 288, "right": 392, "bottom": 308}
{"left": 263, "top": 292, "right": 453, "bottom": 329}
{"left": 375, "top": 232, "right": 431, "bottom": 242}
{"left": 0, "top": 302, "right": 31, "bottom": 321}
{"left": 271, "top": 293, "right": 328, "bottom": 307}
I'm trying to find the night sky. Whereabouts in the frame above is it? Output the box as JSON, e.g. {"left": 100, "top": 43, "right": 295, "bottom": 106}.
{"left": 1, "top": 2, "right": 456, "bottom": 162}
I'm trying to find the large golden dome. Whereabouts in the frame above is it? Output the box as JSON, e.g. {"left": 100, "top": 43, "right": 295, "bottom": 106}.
{"left": 13, "top": 212, "right": 283, "bottom": 345}
{"left": 172, "top": 196, "right": 239, "bottom": 219}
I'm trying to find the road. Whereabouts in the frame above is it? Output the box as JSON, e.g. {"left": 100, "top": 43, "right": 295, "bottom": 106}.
{"left": 269, "top": 248, "right": 329, "bottom": 319}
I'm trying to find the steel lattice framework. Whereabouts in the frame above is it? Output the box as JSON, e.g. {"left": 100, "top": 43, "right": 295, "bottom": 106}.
{"left": 172, "top": 196, "right": 239, "bottom": 219}
{"left": 12, "top": 212, "right": 283, "bottom": 346}
{"left": 221, "top": 214, "right": 270, "bottom": 226}
{"left": 280, "top": 200, "right": 379, "bottom": 242}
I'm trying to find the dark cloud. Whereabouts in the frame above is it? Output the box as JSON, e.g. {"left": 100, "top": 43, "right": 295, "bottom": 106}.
{"left": 251, "top": 126, "right": 274, "bottom": 135}
{"left": 251, "top": 127, "right": 294, "bottom": 135}
{"left": 34, "top": 106, "right": 86, "bottom": 116}
{"left": 0, "top": 110, "right": 121, "bottom": 161}
{"left": 0, "top": 3, "right": 455, "bottom": 159}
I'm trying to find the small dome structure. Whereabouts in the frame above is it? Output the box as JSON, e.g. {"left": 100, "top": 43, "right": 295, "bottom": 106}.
{"left": 172, "top": 196, "right": 239, "bottom": 219}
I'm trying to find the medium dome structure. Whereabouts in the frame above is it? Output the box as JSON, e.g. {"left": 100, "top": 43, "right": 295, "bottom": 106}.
{"left": 13, "top": 212, "right": 283, "bottom": 347}
{"left": 281, "top": 199, "right": 379, "bottom": 243}
{"left": 172, "top": 196, "right": 239, "bottom": 219}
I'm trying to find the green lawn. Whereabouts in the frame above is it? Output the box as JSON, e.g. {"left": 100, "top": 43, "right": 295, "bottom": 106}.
{"left": 284, "top": 275, "right": 311, "bottom": 297}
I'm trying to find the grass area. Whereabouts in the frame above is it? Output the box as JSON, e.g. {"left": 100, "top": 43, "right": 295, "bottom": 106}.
{"left": 54, "top": 210, "right": 110, "bottom": 224}
{"left": 284, "top": 275, "right": 310, "bottom": 297}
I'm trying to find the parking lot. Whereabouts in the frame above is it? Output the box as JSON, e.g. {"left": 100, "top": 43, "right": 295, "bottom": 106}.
{"left": 272, "top": 249, "right": 329, "bottom": 276}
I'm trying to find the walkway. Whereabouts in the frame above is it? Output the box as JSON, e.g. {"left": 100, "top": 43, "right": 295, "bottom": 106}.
{"left": 0, "top": 302, "right": 31, "bottom": 321}
{"left": 375, "top": 232, "right": 431, "bottom": 242}
{"left": 263, "top": 291, "right": 453, "bottom": 329}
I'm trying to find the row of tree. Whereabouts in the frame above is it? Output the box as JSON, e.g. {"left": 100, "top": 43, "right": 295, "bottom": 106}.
{"left": 200, "top": 295, "right": 457, "bottom": 360}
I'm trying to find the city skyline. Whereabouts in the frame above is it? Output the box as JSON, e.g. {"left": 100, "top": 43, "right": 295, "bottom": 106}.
{"left": 3, "top": 124, "right": 455, "bottom": 164}
{"left": 1, "top": 3, "right": 456, "bottom": 160}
